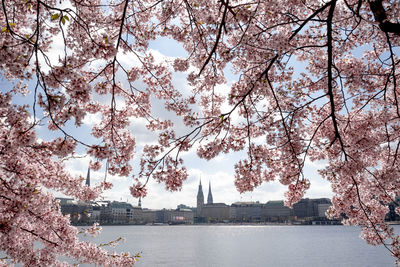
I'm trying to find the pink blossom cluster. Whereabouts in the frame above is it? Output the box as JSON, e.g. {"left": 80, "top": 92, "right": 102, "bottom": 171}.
{"left": 0, "top": 91, "right": 136, "bottom": 266}
{"left": 129, "top": 182, "right": 148, "bottom": 199}
{"left": 82, "top": 223, "right": 101, "bottom": 237}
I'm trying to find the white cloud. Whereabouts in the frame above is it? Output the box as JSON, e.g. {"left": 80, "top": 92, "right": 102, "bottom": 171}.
{"left": 128, "top": 117, "right": 158, "bottom": 146}
{"left": 82, "top": 113, "right": 102, "bottom": 126}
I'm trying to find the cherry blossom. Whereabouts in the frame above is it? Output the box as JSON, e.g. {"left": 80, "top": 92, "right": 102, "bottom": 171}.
{"left": 1, "top": 0, "right": 400, "bottom": 265}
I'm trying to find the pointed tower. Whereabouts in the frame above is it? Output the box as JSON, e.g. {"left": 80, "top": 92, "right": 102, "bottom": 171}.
{"left": 196, "top": 179, "right": 204, "bottom": 217}
{"left": 138, "top": 197, "right": 142, "bottom": 208}
{"left": 207, "top": 181, "right": 213, "bottom": 204}
{"left": 85, "top": 167, "right": 90, "bottom": 187}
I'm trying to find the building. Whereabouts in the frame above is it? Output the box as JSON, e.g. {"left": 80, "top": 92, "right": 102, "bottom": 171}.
{"left": 96, "top": 201, "right": 143, "bottom": 224}
{"left": 155, "top": 209, "right": 194, "bottom": 224}
{"left": 230, "top": 201, "right": 263, "bottom": 222}
{"left": 202, "top": 203, "right": 230, "bottom": 222}
{"left": 57, "top": 197, "right": 92, "bottom": 225}
{"left": 58, "top": 167, "right": 336, "bottom": 225}
{"left": 196, "top": 180, "right": 204, "bottom": 217}
{"left": 141, "top": 209, "right": 157, "bottom": 223}
{"left": 196, "top": 180, "right": 230, "bottom": 222}
{"left": 57, "top": 169, "right": 94, "bottom": 225}
{"left": 262, "top": 200, "right": 293, "bottom": 222}
{"left": 85, "top": 168, "right": 90, "bottom": 187}
{"left": 387, "top": 196, "right": 400, "bottom": 221}
{"left": 207, "top": 181, "right": 213, "bottom": 204}
{"left": 293, "top": 198, "right": 332, "bottom": 220}
{"left": 317, "top": 203, "right": 331, "bottom": 218}
{"left": 91, "top": 201, "right": 102, "bottom": 222}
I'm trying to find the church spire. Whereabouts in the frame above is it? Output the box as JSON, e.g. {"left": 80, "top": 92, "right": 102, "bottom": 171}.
{"left": 196, "top": 179, "right": 204, "bottom": 217}
{"left": 207, "top": 181, "right": 213, "bottom": 204}
{"left": 85, "top": 167, "right": 90, "bottom": 187}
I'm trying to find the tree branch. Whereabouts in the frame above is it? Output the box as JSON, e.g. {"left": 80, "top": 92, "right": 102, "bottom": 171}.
{"left": 368, "top": 0, "right": 400, "bottom": 34}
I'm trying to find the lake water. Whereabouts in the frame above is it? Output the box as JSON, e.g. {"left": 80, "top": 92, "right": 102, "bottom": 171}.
{"left": 79, "top": 225, "right": 396, "bottom": 267}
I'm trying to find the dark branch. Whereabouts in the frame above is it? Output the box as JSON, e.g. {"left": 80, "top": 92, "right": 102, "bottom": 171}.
{"left": 198, "top": 0, "right": 229, "bottom": 75}
{"left": 368, "top": 0, "right": 400, "bottom": 34}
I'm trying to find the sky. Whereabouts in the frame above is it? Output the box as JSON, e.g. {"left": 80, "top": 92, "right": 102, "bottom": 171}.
{"left": 57, "top": 37, "right": 333, "bottom": 210}
{"left": 1, "top": 34, "right": 334, "bottom": 210}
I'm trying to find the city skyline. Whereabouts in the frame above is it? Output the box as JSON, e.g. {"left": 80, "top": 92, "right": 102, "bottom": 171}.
{"left": 57, "top": 177, "right": 335, "bottom": 226}
{"left": 59, "top": 165, "right": 333, "bottom": 210}
{"left": 59, "top": 148, "right": 332, "bottom": 209}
